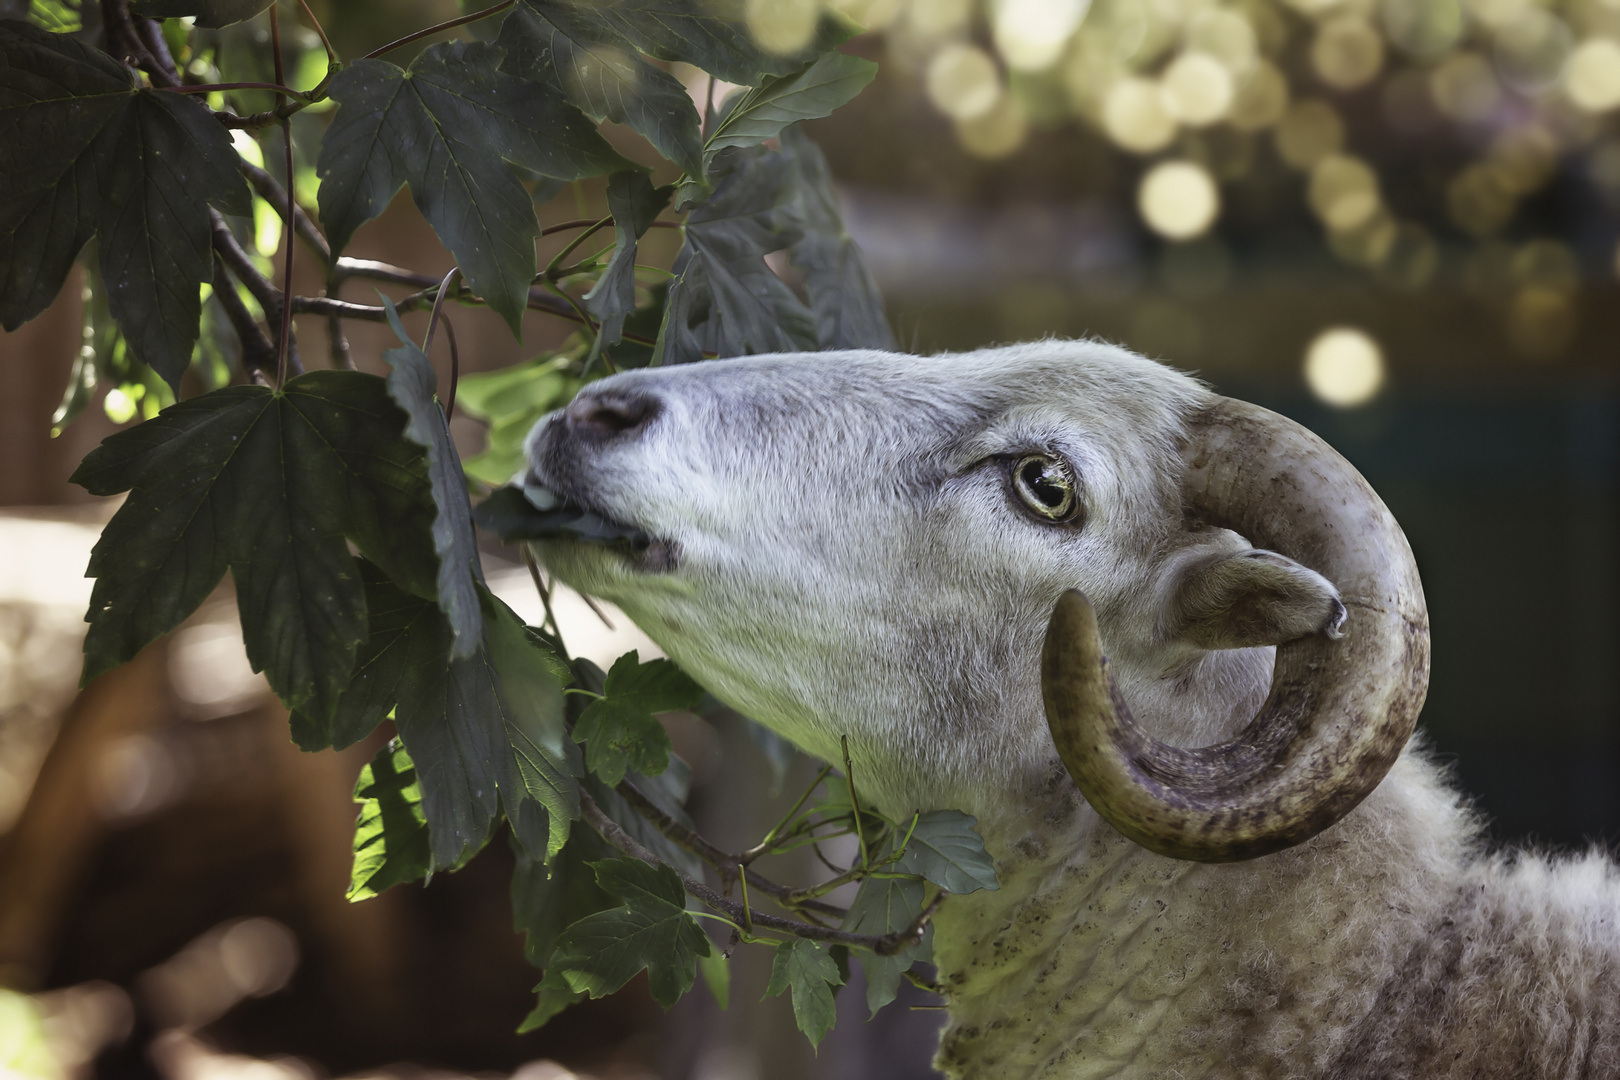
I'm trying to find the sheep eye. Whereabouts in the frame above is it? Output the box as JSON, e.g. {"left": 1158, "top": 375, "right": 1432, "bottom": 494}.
{"left": 1012, "top": 455, "right": 1079, "bottom": 522}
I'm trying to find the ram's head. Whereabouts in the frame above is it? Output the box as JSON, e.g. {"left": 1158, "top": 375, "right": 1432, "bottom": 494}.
{"left": 522, "top": 342, "right": 1428, "bottom": 861}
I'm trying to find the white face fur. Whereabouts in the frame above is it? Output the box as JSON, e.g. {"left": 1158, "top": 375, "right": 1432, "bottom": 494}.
{"left": 524, "top": 340, "right": 1329, "bottom": 824}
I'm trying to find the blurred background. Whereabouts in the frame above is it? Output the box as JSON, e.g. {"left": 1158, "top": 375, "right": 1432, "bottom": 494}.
{"left": 1, "top": 0, "right": 1617, "bottom": 1077}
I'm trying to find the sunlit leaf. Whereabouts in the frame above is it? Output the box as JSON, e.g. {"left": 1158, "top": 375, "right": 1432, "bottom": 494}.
{"left": 705, "top": 52, "right": 877, "bottom": 159}
{"left": 348, "top": 740, "right": 433, "bottom": 901}
{"left": 0, "top": 22, "right": 251, "bottom": 387}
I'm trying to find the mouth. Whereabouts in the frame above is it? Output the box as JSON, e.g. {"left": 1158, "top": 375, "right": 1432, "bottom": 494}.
{"left": 472, "top": 481, "right": 679, "bottom": 572}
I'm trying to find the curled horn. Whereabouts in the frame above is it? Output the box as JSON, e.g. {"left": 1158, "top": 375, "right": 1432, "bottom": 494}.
{"left": 1041, "top": 398, "right": 1429, "bottom": 862}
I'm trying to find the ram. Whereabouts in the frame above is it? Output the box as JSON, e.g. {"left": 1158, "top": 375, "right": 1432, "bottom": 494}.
{"left": 523, "top": 340, "right": 1620, "bottom": 1079}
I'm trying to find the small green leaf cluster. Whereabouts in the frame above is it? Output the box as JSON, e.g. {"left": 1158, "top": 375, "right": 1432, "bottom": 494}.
{"left": 0, "top": 0, "right": 995, "bottom": 1053}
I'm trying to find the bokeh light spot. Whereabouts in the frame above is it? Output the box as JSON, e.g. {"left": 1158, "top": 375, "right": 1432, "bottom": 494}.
{"left": 745, "top": 0, "right": 820, "bottom": 56}
{"left": 1227, "top": 61, "right": 1290, "bottom": 131}
{"left": 1430, "top": 52, "right": 1501, "bottom": 122}
{"left": 1309, "top": 154, "right": 1382, "bottom": 231}
{"left": 1138, "top": 161, "right": 1221, "bottom": 240}
{"left": 1275, "top": 99, "right": 1345, "bottom": 169}
{"left": 1161, "top": 51, "right": 1234, "bottom": 125}
{"left": 1565, "top": 38, "right": 1620, "bottom": 113}
{"left": 1304, "top": 327, "right": 1385, "bottom": 407}
{"left": 993, "top": 0, "right": 1091, "bottom": 71}
{"left": 1312, "top": 17, "right": 1385, "bottom": 90}
{"left": 956, "top": 93, "right": 1028, "bottom": 158}
{"left": 927, "top": 43, "right": 1002, "bottom": 120}
{"left": 1103, "top": 77, "right": 1177, "bottom": 153}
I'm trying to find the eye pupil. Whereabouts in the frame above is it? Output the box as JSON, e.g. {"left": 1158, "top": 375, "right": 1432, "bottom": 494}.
{"left": 1012, "top": 455, "right": 1078, "bottom": 522}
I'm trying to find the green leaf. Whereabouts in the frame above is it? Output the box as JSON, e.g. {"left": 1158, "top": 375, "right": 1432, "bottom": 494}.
{"left": 779, "top": 127, "right": 893, "bottom": 351}
{"left": 511, "top": 828, "right": 615, "bottom": 966}
{"left": 894, "top": 809, "right": 999, "bottom": 895}
{"left": 765, "top": 938, "right": 843, "bottom": 1048}
{"left": 317, "top": 42, "right": 631, "bottom": 334}
{"left": 71, "top": 374, "right": 439, "bottom": 718}
{"left": 472, "top": 484, "right": 652, "bottom": 546}
{"left": 583, "top": 172, "right": 671, "bottom": 361}
{"left": 661, "top": 146, "right": 817, "bottom": 362}
{"left": 705, "top": 52, "right": 877, "bottom": 159}
{"left": 547, "top": 858, "right": 710, "bottom": 1007}
{"left": 574, "top": 651, "right": 702, "bottom": 786}
{"left": 347, "top": 740, "right": 434, "bottom": 901}
{"left": 498, "top": 3, "right": 703, "bottom": 177}
{"left": 381, "top": 299, "right": 483, "bottom": 660}
{"left": 0, "top": 22, "right": 251, "bottom": 387}
{"left": 524, "top": 0, "right": 810, "bottom": 87}
{"left": 842, "top": 873, "right": 929, "bottom": 1016}
{"left": 456, "top": 353, "right": 580, "bottom": 486}
{"left": 518, "top": 967, "right": 582, "bottom": 1031}
{"left": 130, "top": 0, "right": 274, "bottom": 26}
{"left": 698, "top": 945, "right": 730, "bottom": 1009}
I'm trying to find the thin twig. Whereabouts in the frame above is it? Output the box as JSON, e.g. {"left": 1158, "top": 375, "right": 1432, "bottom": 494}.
{"left": 843, "top": 735, "right": 871, "bottom": 867}
{"left": 210, "top": 209, "right": 302, "bottom": 376}
{"left": 294, "top": 0, "right": 338, "bottom": 69}
{"left": 334, "top": 258, "right": 440, "bottom": 288}
{"left": 269, "top": 5, "right": 286, "bottom": 86}
{"left": 522, "top": 549, "right": 566, "bottom": 659}
{"left": 275, "top": 129, "right": 294, "bottom": 383}
{"left": 212, "top": 256, "right": 277, "bottom": 377}
{"left": 362, "top": 0, "right": 516, "bottom": 60}
{"left": 159, "top": 82, "right": 301, "bottom": 97}
{"left": 239, "top": 160, "right": 331, "bottom": 266}
{"left": 101, "top": 0, "right": 178, "bottom": 87}
{"left": 442, "top": 317, "right": 460, "bottom": 419}
{"left": 581, "top": 792, "right": 930, "bottom": 955}
{"left": 741, "top": 764, "right": 834, "bottom": 865}
{"left": 423, "top": 267, "right": 459, "bottom": 358}
{"left": 614, "top": 778, "right": 846, "bottom": 919}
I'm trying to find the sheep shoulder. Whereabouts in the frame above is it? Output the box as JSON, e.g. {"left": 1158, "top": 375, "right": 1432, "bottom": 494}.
{"left": 928, "top": 744, "right": 1620, "bottom": 1079}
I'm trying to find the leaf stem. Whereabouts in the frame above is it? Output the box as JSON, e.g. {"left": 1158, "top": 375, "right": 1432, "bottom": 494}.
{"left": 294, "top": 0, "right": 339, "bottom": 69}
{"left": 580, "top": 791, "right": 919, "bottom": 954}
{"left": 275, "top": 120, "right": 294, "bottom": 386}
{"left": 521, "top": 549, "right": 567, "bottom": 659}
{"left": 740, "top": 764, "right": 833, "bottom": 865}
{"left": 842, "top": 735, "right": 870, "bottom": 868}
{"left": 159, "top": 82, "right": 302, "bottom": 97}
{"left": 269, "top": 5, "right": 286, "bottom": 88}
{"left": 362, "top": 0, "right": 517, "bottom": 60}
{"left": 423, "top": 266, "right": 459, "bottom": 364}
{"left": 738, "top": 865, "right": 755, "bottom": 938}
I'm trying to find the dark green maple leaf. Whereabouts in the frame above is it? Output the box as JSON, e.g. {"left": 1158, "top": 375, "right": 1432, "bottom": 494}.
{"left": 894, "top": 809, "right": 999, "bottom": 895}
{"left": 765, "top": 938, "right": 843, "bottom": 1047}
{"left": 656, "top": 146, "right": 816, "bottom": 364}
{"left": 348, "top": 740, "right": 433, "bottom": 901}
{"left": 547, "top": 858, "right": 709, "bottom": 1008}
{"left": 0, "top": 21, "right": 251, "bottom": 387}
{"left": 704, "top": 52, "right": 877, "bottom": 160}
{"left": 498, "top": 3, "right": 703, "bottom": 177}
{"left": 381, "top": 300, "right": 483, "bottom": 660}
{"left": 583, "top": 172, "right": 671, "bottom": 362}
{"left": 511, "top": 829, "right": 616, "bottom": 968}
{"left": 71, "top": 374, "right": 439, "bottom": 720}
{"left": 779, "top": 127, "right": 893, "bottom": 351}
{"left": 317, "top": 41, "right": 631, "bottom": 334}
{"left": 574, "top": 650, "right": 703, "bottom": 786}
{"left": 842, "top": 872, "right": 930, "bottom": 1016}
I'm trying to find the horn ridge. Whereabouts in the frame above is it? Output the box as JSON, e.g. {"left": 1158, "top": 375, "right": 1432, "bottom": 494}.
{"left": 1041, "top": 398, "right": 1430, "bottom": 862}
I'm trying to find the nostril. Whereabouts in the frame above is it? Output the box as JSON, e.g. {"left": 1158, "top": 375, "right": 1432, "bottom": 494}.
{"left": 564, "top": 391, "right": 659, "bottom": 439}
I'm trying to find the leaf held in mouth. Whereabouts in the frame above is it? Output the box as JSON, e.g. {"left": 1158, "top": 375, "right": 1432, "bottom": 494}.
{"left": 472, "top": 485, "right": 651, "bottom": 548}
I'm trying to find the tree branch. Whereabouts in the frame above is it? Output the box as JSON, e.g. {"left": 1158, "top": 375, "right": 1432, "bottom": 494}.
{"left": 581, "top": 791, "right": 936, "bottom": 956}
{"left": 209, "top": 209, "right": 303, "bottom": 376}
{"left": 240, "top": 159, "right": 331, "bottom": 266}
{"left": 614, "top": 778, "right": 846, "bottom": 919}
{"left": 211, "top": 256, "right": 276, "bottom": 378}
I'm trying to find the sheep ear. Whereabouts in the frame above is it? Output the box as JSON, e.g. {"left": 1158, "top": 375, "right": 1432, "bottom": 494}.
{"left": 1162, "top": 549, "right": 1347, "bottom": 650}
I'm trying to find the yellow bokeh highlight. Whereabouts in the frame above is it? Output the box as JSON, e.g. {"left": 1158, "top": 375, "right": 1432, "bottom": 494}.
{"left": 1309, "top": 154, "right": 1382, "bottom": 231}
{"left": 927, "top": 43, "right": 1002, "bottom": 120}
{"left": 745, "top": 0, "right": 821, "bottom": 55}
{"left": 1161, "top": 51, "right": 1234, "bottom": 126}
{"left": 1312, "top": 17, "right": 1384, "bottom": 90}
{"left": 993, "top": 0, "right": 1091, "bottom": 71}
{"left": 1565, "top": 38, "right": 1620, "bottom": 113}
{"left": 1304, "top": 327, "right": 1385, "bottom": 408}
{"left": 1138, "top": 161, "right": 1221, "bottom": 240}
{"left": 1103, "top": 77, "right": 1177, "bottom": 153}
{"left": 1228, "top": 61, "right": 1290, "bottom": 131}
{"left": 1430, "top": 53, "right": 1500, "bottom": 122}
{"left": 1184, "top": 9, "right": 1259, "bottom": 76}
{"left": 955, "top": 92, "right": 1029, "bottom": 158}
{"left": 1275, "top": 99, "right": 1345, "bottom": 169}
